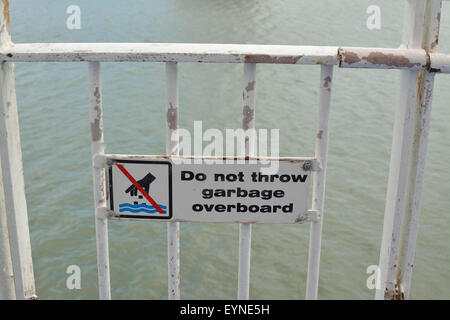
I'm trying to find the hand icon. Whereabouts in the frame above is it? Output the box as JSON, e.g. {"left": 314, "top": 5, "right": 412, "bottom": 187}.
{"left": 125, "top": 172, "right": 156, "bottom": 196}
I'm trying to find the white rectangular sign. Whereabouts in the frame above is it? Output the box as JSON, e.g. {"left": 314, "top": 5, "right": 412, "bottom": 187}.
{"left": 106, "top": 156, "right": 316, "bottom": 224}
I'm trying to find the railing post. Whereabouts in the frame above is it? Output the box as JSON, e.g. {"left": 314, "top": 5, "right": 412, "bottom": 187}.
{"left": 397, "top": 0, "right": 442, "bottom": 300}
{"left": 166, "top": 61, "right": 180, "bottom": 300}
{"left": 0, "top": 0, "right": 36, "bottom": 300}
{"left": 305, "top": 65, "right": 334, "bottom": 300}
{"left": 376, "top": 0, "right": 442, "bottom": 300}
{"left": 237, "top": 63, "right": 256, "bottom": 300}
{"left": 88, "top": 61, "right": 111, "bottom": 300}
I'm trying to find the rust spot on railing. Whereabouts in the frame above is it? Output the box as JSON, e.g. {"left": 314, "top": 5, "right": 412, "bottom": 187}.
{"left": 342, "top": 51, "right": 361, "bottom": 65}
{"left": 365, "top": 52, "right": 420, "bottom": 68}
{"left": 393, "top": 283, "right": 405, "bottom": 300}
{"left": 3, "top": 0, "right": 10, "bottom": 35}
{"left": 295, "top": 216, "right": 308, "bottom": 223}
{"left": 430, "top": 12, "right": 441, "bottom": 51}
{"left": 417, "top": 71, "right": 424, "bottom": 101}
{"left": 323, "top": 76, "right": 332, "bottom": 88}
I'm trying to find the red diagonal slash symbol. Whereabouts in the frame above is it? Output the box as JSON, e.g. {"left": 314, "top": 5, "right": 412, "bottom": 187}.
{"left": 116, "top": 164, "right": 165, "bottom": 214}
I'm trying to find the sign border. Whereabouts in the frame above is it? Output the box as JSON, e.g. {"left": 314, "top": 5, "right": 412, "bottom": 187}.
{"left": 108, "top": 159, "right": 173, "bottom": 220}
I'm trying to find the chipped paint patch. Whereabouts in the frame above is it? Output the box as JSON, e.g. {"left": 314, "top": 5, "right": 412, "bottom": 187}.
{"left": 317, "top": 130, "right": 323, "bottom": 140}
{"left": 245, "top": 80, "right": 255, "bottom": 92}
{"left": 91, "top": 87, "right": 102, "bottom": 141}
{"left": 166, "top": 102, "right": 177, "bottom": 130}
{"left": 244, "top": 54, "right": 302, "bottom": 64}
{"left": 242, "top": 105, "right": 254, "bottom": 131}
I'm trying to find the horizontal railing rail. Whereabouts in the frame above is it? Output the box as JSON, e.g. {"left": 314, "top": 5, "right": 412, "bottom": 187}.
{"left": 0, "top": 43, "right": 446, "bottom": 72}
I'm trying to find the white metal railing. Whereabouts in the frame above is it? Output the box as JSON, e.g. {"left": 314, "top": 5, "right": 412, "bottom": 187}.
{"left": 0, "top": 0, "right": 447, "bottom": 300}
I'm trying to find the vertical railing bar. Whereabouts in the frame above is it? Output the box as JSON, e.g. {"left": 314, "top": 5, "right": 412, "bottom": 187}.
{"left": 376, "top": 0, "right": 423, "bottom": 300}
{"left": 0, "top": 0, "right": 35, "bottom": 300}
{"left": 397, "top": 0, "right": 442, "bottom": 299}
{"left": 376, "top": 0, "right": 436, "bottom": 300}
{"left": 88, "top": 61, "right": 111, "bottom": 300}
{"left": 238, "top": 224, "right": 252, "bottom": 299}
{"left": 166, "top": 61, "right": 180, "bottom": 300}
{"left": 0, "top": 4, "right": 15, "bottom": 298}
{"left": 237, "top": 63, "right": 256, "bottom": 300}
{"left": 0, "top": 163, "right": 15, "bottom": 299}
{"left": 305, "top": 64, "right": 334, "bottom": 300}
{"left": 399, "top": 72, "right": 436, "bottom": 298}
{"left": 376, "top": 75, "right": 420, "bottom": 299}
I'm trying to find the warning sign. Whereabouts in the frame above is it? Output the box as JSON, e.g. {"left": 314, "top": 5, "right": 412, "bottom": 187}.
{"left": 107, "top": 157, "right": 315, "bottom": 224}
{"left": 109, "top": 160, "right": 172, "bottom": 219}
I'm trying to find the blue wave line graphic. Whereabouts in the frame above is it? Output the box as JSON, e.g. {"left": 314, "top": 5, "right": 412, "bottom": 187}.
{"left": 119, "top": 203, "right": 167, "bottom": 209}
{"left": 120, "top": 208, "right": 160, "bottom": 214}
{"left": 119, "top": 203, "right": 167, "bottom": 214}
